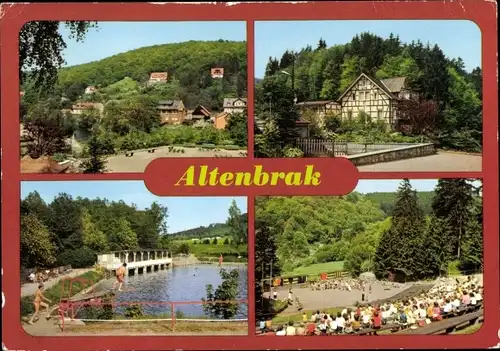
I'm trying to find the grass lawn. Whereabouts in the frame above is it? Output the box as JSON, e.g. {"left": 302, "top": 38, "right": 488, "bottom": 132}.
{"left": 271, "top": 307, "right": 342, "bottom": 325}
{"left": 284, "top": 261, "right": 345, "bottom": 277}
{"left": 21, "top": 270, "right": 104, "bottom": 317}
{"left": 451, "top": 323, "right": 482, "bottom": 334}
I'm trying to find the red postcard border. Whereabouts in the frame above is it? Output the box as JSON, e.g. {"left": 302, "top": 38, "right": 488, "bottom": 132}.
{"left": 1, "top": 1, "right": 498, "bottom": 350}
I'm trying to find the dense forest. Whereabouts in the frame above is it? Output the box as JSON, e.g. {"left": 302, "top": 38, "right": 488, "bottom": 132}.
{"left": 255, "top": 33, "right": 482, "bottom": 157}
{"left": 255, "top": 179, "right": 483, "bottom": 311}
{"left": 20, "top": 192, "right": 247, "bottom": 270}
{"left": 20, "top": 35, "right": 248, "bottom": 171}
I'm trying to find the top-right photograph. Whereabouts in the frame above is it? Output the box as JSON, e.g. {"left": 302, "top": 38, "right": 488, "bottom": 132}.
{"left": 254, "top": 20, "right": 482, "bottom": 172}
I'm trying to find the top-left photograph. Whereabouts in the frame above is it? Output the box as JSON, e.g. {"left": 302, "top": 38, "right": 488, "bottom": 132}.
{"left": 20, "top": 21, "right": 248, "bottom": 174}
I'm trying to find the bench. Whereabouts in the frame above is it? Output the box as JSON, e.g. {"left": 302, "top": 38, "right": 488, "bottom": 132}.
{"left": 397, "top": 309, "right": 483, "bottom": 335}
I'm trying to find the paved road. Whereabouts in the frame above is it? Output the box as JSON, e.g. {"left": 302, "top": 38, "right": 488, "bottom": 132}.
{"left": 21, "top": 268, "right": 93, "bottom": 297}
{"left": 105, "top": 146, "right": 245, "bottom": 173}
{"left": 357, "top": 152, "right": 482, "bottom": 172}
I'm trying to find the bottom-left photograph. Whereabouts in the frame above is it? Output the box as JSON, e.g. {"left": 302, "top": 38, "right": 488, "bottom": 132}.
{"left": 19, "top": 181, "right": 248, "bottom": 336}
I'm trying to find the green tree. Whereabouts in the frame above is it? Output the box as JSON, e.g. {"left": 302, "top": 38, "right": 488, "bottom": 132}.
{"left": 373, "top": 180, "right": 427, "bottom": 280}
{"left": 226, "top": 200, "right": 246, "bottom": 247}
{"left": 108, "top": 218, "right": 140, "bottom": 251}
{"left": 431, "top": 179, "right": 474, "bottom": 258}
{"left": 21, "top": 214, "right": 57, "bottom": 269}
{"left": 202, "top": 269, "right": 241, "bottom": 319}
{"left": 23, "top": 98, "right": 74, "bottom": 157}
{"left": 81, "top": 134, "right": 109, "bottom": 173}
{"left": 459, "top": 200, "right": 483, "bottom": 273}
{"left": 375, "top": 52, "right": 423, "bottom": 88}
{"left": 81, "top": 209, "right": 108, "bottom": 252}
{"left": 225, "top": 111, "right": 248, "bottom": 147}
{"left": 48, "top": 193, "right": 84, "bottom": 251}
{"left": 20, "top": 21, "right": 97, "bottom": 89}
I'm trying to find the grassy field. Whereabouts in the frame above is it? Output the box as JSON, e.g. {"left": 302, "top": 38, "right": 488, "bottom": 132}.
{"left": 21, "top": 270, "right": 104, "bottom": 317}
{"left": 175, "top": 237, "right": 247, "bottom": 262}
{"left": 283, "top": 261, "right": 345, "bottom": 277}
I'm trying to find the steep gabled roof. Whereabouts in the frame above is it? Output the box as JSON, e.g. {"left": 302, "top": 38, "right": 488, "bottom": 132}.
{"left": 337, "top": 73, "right": 397, "bottom": 102}
{"left": 158, "top": 100, "right": 184, "bottom": 110}
{"left": 223, "top": 98, "right": 247, "bottom": 108}
{"left": 380, "top": 77, "right": 407, "bottom": 93}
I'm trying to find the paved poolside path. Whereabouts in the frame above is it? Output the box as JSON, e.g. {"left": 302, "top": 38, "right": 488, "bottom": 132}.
{"left": 357, "top": 152, "right": 482, "bottom": 172}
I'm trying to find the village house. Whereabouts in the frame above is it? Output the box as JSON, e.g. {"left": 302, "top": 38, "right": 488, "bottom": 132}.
{"left": 295, "top": 118, "right": 311, "bottom": 138}
{"left": 71, "top": 102, "right": 104, "bottom": 116}
{"left": 186, "top": 104, "right": 211, "bottom": 124}
{"left": 84, "top": 86, "right": 97, "bottom": 94}
{"left": 213, "top": 112, "right": 230, "bottom": 130}
{"left": 148, "top": 72, "right": 168, "bottom": 85}
{"left": 158, "top": 100, "right": 187, "bottom": 125}
{"left": 223, "top": 98, "right": 247, "bottom": 115}
{"left": 337, "top": 73, "right": 417, "bottom": 128}
{"left": 295, "top": 100, "right": 341, "bottom": 126}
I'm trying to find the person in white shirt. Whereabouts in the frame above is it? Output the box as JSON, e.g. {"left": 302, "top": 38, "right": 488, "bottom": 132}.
{"left": 470, "top": 292, "right": 477, "bottom": 306}
{"left": 475, "top": 291, "right": 483, "bottom": 302}
{"left": 29, "top": 272, "right": 36, "bottom": 283}
{"left": 443, "top": 299, "right": 453, "bottom": 314}
{"left": 276, "top": 326, "right": 286, "bottom": 336}
{"left": 335, "top": 312, "right": 345, "bottom": 333}
{"left": 286, "top": 321, "right": 296, "bottom": 335}
{"left": 288, "top": 289, "right": 293, "bottom": 302}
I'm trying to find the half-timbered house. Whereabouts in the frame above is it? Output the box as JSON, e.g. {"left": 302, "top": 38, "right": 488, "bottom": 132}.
{"left": 337, "top": 73, "right": 418, "bottom": 128}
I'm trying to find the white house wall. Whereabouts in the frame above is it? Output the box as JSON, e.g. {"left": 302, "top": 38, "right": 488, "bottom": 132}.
{"left": 339, "top": 76, "right": 396, "bottom": 126}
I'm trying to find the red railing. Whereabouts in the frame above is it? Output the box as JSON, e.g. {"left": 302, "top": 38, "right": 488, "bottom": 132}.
{"left": 58, "top": 299, "right": 248, "bottom": 332}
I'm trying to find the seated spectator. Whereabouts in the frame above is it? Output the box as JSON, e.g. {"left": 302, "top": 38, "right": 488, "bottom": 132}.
{"left": 306, "top": 322, "right": 317, "bottom": 336}
{"left": 276, "top": 326, "right": 286, "bottom": 336}
{"left": 470, "top": 292, "right": 477, "bottom": 306}
{"left": 259, "top": 320, "right": 266, "bottom": 333}
{"left": 443, "top": 298, "right": 453, "bottom": 314}
{"left": 371, "top": 311, "right": 382, "bottom": 335}
{"left": 398, "top": 308, "right": 408, "bottom": 327}
{"left": 352, "top": 314, "right": 361, "bottom": 332}
{"left": 311, "top": 310, "right": 320, "bottom": 323}
{"left": 335, "top": 312, "right": 345, "bottom": 334}
{"left": 432, "top": 302, "right": 442, "bottom": 321}
{"left": 461, "top": 291, "right": 471, "bottom": 306}
{"left": 302, "top": 312, "right": 308, "bottom": 323}
{"left": 318, "top": 317, "right": 328, "bottom": 335}
{"left": 296, "top": 323, "right": 305, "bottom": 336}
{"left": 266, "top": 319, "right": 272, "bottom": 330}
{"left": 286, "top": 321, "right": 296, "bottom": 336}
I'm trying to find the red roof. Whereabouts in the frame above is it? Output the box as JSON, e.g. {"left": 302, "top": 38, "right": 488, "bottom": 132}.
{"left": 150, "top": 72, "right": 168, "bottom": 79}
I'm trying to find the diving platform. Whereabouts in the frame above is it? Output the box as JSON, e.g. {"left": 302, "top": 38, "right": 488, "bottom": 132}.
{"left": 97, "top": 249, "right": 172, "bottom": 276}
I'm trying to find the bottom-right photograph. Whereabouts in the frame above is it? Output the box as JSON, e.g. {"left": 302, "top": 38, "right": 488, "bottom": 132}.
{"left": 255, "top": 178, "right": 483, "bottom": 336}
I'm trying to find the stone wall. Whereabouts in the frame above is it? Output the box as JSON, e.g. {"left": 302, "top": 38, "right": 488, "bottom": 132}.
{"left": 347, "top": 143, "right": 436, "bottom": 166}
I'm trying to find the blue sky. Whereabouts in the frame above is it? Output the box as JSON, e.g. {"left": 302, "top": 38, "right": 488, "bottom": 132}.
{"left": 354, "top": 179, "right": 481, "bottom": 194}
{"left": 59, "top": 21, "right": 246, "bottom": 67}
{"left": 21, "top": 181, "right": 247, "bottom": 234}
{"left": 255, "top": 20, "right": 481, "bottom": 77}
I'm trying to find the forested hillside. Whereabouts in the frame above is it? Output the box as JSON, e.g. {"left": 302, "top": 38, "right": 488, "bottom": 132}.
{"left": 23, "top": 40, "right": 247, "bottom": 112}
{"left": 255, "top": 33, "right": 482, "bottom": 156}
{"left": 364, "top": 191, "right": 434, "bottom": 216}
{"left": 170, "top": 213, "right": 248, "bottom": 240}
{"left": 255, "top": 179, "right": 483, "bottom": 293}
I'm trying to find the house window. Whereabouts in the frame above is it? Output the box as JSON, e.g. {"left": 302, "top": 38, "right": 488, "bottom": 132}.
{"left": 377, "top": 109, "right": 383, "bottom": 119}
{"left": 352, "top": 93, "right": 356, "bottom": 101}
{"left": 373, "top": 91, "right": 377, "bottom": 100}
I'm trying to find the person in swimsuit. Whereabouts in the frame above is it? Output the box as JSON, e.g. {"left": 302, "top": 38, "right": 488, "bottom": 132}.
{"left": 28, "top": 283, "right": 51, "bottom": 324}
{"left": 111, "top": 263, "right": 127, "bottom": 291}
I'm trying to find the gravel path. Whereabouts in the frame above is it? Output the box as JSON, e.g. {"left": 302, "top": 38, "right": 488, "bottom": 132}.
{"left": 105, "top": 146, "right": 245, "bottom": 173}
{"left": 357, "top": 152, "right": 482, "bottom": 172}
